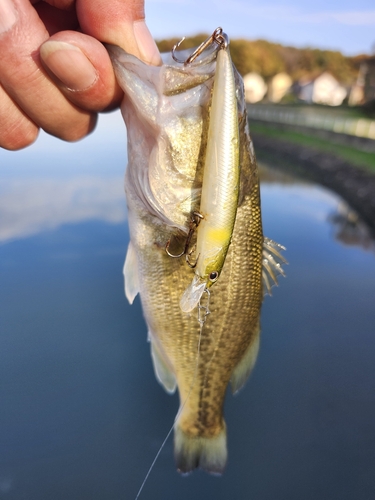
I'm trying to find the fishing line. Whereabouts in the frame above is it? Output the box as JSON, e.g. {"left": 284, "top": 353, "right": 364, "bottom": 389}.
{"left": 134, "top": 309, "right": 206, "bottom": 500}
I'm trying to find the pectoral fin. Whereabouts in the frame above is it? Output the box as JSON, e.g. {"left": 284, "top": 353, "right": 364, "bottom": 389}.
{"left": 150, "top": 335, "right": 177, "bottom": 394}
{"left": 123, "top": 241, "right": 139, "bottom": 304}
{"left": 230, "top": 322, "right": 260, "bottom": 394}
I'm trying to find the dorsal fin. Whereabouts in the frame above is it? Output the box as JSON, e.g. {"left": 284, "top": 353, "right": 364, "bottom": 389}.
{"left": 262, "top": 237, "right": 287, "bottom": 296}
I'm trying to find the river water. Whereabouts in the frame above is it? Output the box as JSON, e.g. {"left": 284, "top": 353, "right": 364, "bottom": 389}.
{"left": 1, "top": 112, "right": 375, "bottom": 500}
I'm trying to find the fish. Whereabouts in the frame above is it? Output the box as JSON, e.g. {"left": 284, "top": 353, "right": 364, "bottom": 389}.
{"left": 107, "top": 29, "right": 286, "bottom": 475}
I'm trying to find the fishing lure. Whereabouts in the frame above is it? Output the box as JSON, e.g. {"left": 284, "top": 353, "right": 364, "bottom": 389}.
{"left": 174, "top": 29, "right": 240, "bottom": 313}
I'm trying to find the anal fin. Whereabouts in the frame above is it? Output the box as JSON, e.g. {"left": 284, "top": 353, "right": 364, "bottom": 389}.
{"left": 230, "top": 322, "right": 260, "bottom": 394}
{"left": 150, "top": 335, "right": 176, "bottom": 394}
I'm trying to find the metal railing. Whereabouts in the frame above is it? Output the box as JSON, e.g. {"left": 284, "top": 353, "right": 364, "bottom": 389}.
{"left": 247, "top": 105, "right": 375, "bottom": 140}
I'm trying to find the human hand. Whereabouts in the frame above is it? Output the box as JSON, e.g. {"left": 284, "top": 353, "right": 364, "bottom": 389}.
{"left": 0, "top": 0, "right": 161, "bottom": 150}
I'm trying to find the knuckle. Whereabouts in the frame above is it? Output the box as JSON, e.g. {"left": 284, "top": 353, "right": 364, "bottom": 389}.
{"left": 0, "top": 122, "right": 39, "bottom": 151}
{"left": 54, "top": 113, "right": 97, "bottom": 142}
{"left": 0, "top": 85, "right": 39, "bottom": 150}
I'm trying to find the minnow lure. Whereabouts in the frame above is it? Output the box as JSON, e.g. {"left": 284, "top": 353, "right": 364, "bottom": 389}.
{"left": 180, "top": 33, "right": 240, "bottom": 313}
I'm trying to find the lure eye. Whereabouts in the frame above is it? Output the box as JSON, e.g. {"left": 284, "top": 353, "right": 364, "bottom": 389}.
{"left": 209, "top": 271, "right": 219, "bottom": 282}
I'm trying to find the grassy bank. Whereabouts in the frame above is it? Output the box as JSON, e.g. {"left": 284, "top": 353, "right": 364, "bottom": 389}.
{"left": 250, "top": 122, "right": 375, "bottom": 173}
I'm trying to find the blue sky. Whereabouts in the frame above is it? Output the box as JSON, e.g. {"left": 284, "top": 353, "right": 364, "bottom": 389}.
{"left": 145, "top": 0, "right": 375, "bottom": 56}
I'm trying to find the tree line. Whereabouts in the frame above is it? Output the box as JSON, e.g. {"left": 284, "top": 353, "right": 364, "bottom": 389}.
{"left": 156, "top": 35, "right": 367, "bottom": 85}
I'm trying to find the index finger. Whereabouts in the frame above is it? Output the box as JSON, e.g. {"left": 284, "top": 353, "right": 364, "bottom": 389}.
{"left": 0, "top": 0, "right": 94, "bottom": 141}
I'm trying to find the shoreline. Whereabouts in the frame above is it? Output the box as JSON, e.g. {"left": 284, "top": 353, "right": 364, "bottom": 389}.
{"left": 251, "top": 124, "right": 375, "bottom": 238}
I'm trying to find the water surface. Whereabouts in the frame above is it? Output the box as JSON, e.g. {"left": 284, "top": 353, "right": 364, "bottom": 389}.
{"left": 1, "top": 114, "right": 374, "bottom": 500}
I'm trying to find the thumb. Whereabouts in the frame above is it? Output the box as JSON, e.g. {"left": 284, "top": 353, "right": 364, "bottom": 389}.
{"left": 76, "top": 0, "right": 161, "bottom": 66}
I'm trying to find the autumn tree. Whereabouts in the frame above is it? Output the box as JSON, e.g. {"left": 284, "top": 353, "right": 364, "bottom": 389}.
{"left": 156, "top": 35, "right": 364, "bottom": 85}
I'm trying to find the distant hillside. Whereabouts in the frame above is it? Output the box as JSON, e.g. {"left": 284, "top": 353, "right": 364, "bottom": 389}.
{"left": 156, "top": 35, "right": 368, "bottom": 85}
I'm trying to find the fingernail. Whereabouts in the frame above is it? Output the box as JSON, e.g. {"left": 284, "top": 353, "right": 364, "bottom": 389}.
{"left": 0, "top": 0, "right": 17, "bottom": 34}
{"left": 40, "top": 41, "right": 98, "bottom": 91}
{"left": 133, "top": 20, "right": 162, "bottom": 66}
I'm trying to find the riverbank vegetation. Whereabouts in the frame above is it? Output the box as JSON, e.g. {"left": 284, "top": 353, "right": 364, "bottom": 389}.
{"left": 156, "top": 35, "right": 367, "bottom": 85}
{"left": 250, "top": 122, "right": 375, "bottom": 173}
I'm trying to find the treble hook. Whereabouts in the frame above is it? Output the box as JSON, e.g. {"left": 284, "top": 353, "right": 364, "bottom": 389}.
{"left": 172, "top": 27, "right": 228, "bottom": 65}
{"left": 165, "top": 211, "right": 203, "bottom": 266}
{"left": 185, "top": 244, "right": 198, "bottom": 269}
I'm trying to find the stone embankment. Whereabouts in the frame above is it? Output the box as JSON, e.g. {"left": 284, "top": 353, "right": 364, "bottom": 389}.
{"left": 250, "top": 122, "right": 375, "bottom": 237}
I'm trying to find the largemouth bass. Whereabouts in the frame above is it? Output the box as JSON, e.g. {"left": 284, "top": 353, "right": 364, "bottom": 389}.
{"left": 108, "top": 30, "right": 285, "bottom": 474}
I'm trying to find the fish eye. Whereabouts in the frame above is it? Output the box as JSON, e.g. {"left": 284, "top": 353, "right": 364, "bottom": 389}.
{"left": 209, "top": 271, "right": 219, "bottom": 282}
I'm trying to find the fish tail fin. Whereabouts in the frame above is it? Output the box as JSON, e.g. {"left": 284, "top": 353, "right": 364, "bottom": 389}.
{"left": 174, "top": 422, "right": 227, "bottom": 475}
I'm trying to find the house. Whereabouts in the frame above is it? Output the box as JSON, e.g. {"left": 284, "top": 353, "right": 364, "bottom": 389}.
{"left": 243, "top": 72, "right": 267, "bottom": 103}
{"left": 349, "top": 63, "right": 366, "bottom": 106}
{"left": 268, "top": 72, "right": 292, "bottom": 103}
{"left": 362, "top": 56, "right": 375, "bottom": 104}
{"left": 298, "top": 72, "right": 347, "bottom": 106}
{"left": 349, "top": 84, "right": 364, "bottom": 106}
